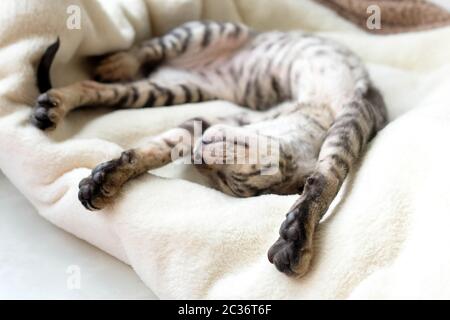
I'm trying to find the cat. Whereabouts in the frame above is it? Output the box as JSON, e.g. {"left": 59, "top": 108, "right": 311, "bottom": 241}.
{"left": 32, "top": 21, "right": 387, "bottom": 277}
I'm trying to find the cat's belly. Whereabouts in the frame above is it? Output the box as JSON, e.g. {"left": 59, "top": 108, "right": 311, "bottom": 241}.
{"left": 155, "top": 30, "right": 367, "bottom": 114}
{"left": 192, "top": 31, "right": 367, "bottom": 111}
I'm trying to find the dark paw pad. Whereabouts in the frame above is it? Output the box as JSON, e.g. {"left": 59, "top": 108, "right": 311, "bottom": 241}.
{"left": 279, "top": 210, "right": 305, "bottom": 242}
{"left": 268, "top": 209, "right": 312, "bottom": 277}
{"left": 78, "top": 151, "right": 136, "bottom": 211}
{"left": 267, "top": 237, "right": 302, "bottom": 276}
{"left": 31, "top": 93, "right": 59, "bottom": 130}
{"left": 78, "top": 159, "right": 120, "bottom": 211}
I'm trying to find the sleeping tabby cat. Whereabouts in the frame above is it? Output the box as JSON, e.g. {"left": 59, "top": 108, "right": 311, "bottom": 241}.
{"left": 32, "top": 21, "right": 387, "bottom": 277}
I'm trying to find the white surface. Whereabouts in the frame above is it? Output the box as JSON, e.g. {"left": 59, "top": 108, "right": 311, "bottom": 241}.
{"left": 0, "top": 171, "right": 157, "bottom": 299}
{"left": 429, "top": 0, "right": 450, "bottom": 11}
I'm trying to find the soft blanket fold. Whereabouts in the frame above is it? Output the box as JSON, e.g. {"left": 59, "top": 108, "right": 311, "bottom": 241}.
{"left": 1, "top": 0, "right": 450, "bottom": 299}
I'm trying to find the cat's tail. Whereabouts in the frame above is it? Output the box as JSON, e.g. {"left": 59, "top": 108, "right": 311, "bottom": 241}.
{"left": 36, "top": 38, "right": 60, "bottom": 93}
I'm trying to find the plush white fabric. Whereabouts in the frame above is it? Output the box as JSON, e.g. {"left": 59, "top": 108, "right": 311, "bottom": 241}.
{"left": 0, "top": 171, "right": 157, "bottom": 299}
{"left": 1, "top": 0, "right": 450, "bottom": 299}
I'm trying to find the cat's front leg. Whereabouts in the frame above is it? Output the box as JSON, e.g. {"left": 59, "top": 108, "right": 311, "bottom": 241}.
{"left": 78, "top": 127, "right": 188, "bottom": 210}
{"left": 32, "top": 80, "right": 128, "bottom": 130}
{"left": 78, "top": 117, "right": 212, "bottom": 210}
{"left": 94, "top": 20, "right": 250, "bottom": 82}
{"left": 33, "top": 77, "right": 214, "bottom": 130}
{"left": 94, "top": 49, "right": 143, "bottom": 82}
{"left": 78, "top": 150, "right": 141, "bottom": 210}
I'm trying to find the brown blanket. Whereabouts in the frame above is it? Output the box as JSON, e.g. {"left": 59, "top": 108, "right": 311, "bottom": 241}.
{"left": 315, "top": 0, "right": 450, "bottom": 33}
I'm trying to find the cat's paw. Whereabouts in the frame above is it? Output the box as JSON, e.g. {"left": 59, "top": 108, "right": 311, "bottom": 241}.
{"left": 78, "top": 151, "right": 136, "bottom": 211}
{"left": 196, "top": 124, "right": 282, "bottom": 197}
{"left": 31, "top": 91, "right": 64, "bottom": 130}
{"left": 94, "top": 51, "right": 140, "bottom": 82}
{"left": 267, "top": 209, "right": 313, "bottom": 277}
{"left": 268, "top": 174, "right": 326, "bottom": 276}
{"left": 198, "top": 125, "right": 233, "bottom": 164}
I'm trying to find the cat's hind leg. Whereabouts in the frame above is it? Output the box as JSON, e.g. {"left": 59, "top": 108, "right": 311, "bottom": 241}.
{"left": 268, "top": 87, "right": 387, "bottom": 277}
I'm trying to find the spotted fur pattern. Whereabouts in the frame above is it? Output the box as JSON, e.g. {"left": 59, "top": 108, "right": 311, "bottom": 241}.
{"left": 33, "top": 21, "right": 387, "bottom": 277}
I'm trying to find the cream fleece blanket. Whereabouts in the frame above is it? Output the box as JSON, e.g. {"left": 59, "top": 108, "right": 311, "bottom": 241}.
{"left": 1, "top": 0, "right": 450, "bottom": 299}
{"left": 314, "top": 0, "right": 450, "bottom": 34}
